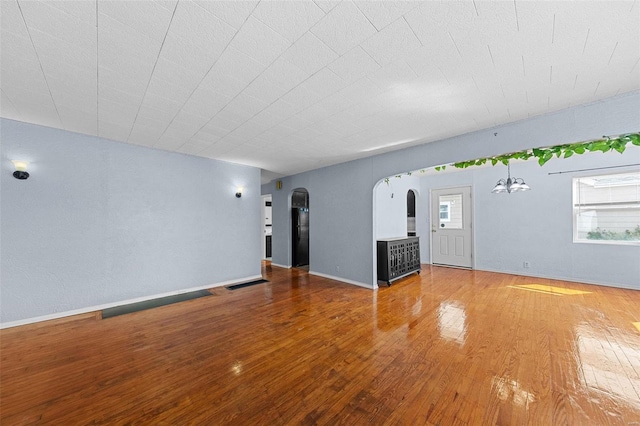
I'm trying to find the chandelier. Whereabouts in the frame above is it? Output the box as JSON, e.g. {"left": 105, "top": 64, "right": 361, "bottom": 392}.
{"left": 491, "top": 162, "right": 531, "bottom": 194}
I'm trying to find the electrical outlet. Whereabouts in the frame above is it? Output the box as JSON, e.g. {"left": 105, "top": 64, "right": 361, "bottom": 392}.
{"left": 523, "top": 261, "right": 530, "bottom": 268}
{"left": 336, "top": 265, "right": 340, "bottom": 272}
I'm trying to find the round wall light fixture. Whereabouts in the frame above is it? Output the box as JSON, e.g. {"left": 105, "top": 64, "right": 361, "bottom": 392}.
{"left": 12, "top": 160, "right": 29, "bottom": 180}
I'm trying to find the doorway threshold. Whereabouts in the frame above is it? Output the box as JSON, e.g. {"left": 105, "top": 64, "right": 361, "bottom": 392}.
{"left": 431, "top": 263, "right": 473, "bottom": 270}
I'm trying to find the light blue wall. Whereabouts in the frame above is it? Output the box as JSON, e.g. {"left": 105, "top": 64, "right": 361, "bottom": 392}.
{"left": 374, "top": 174, "right": 420, "bottom": 239}
{"left": 1, "top": 119, "right": 261, "bottom": 324}
{"left": 267, "top": 159, "right": 375, "bottom": 286}
{"left": 265, "top": 92, "right": 640, "bottom": 288}
{"left": 416, "top": 148, "right": 640, "bottom": 289}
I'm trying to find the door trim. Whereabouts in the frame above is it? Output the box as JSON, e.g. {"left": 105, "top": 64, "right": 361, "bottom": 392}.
{"left": 429, "top": 185, "right": 474, "bottom": 269}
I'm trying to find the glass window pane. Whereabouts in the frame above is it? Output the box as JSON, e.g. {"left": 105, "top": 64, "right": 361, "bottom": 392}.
{"left": 439, "top": 203, "right": 450, "bottom": 221}
{"left": 573, "top": 171, "right": 640, "bottom": 244}
{"left": 439, "top": 194, "right": 463, "bottom": 229}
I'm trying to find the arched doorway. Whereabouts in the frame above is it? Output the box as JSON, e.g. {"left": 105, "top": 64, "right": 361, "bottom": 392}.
{"left": 407, "top": 189, "right": 416, "bottom": 236}
{"left": 291, "top": 188, "right": 309, "bottom": 268}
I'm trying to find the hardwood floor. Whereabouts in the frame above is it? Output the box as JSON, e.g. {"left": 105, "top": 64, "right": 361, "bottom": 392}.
{"left": 1, "top": 263, "right": 639, "bottom": 425}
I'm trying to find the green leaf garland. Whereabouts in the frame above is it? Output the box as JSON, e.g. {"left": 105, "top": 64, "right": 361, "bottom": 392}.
{"left": 383, "top": 132, "right": 639, "bottom": 184}
{"left": 447, "top": 132, "right": 639, "bottom": 170}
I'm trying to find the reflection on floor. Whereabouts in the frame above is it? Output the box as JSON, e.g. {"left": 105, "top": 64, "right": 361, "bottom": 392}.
{"left": 491, "top": 376, "right": 536, "bottom": 409}
{"left": 507, "top": 283, "right": 592, "bottom": 295}
{"left": 575, "top": 324, "right": 640, "bottom": 410}
{"left": 1, "top": 264, "right": 639, "bottom": 424}
{"left": 437, "top": 301, "right": 467, "bottom": 345}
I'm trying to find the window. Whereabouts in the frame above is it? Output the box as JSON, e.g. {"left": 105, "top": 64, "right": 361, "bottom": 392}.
{"left": 438, "top": 194, "right": 463, "bottom": 229}
{"left": 439, "top": 201, "right": 451, "bottom": 222}
{"left": 573, "top": 171, "right": 640, "bottom": 244}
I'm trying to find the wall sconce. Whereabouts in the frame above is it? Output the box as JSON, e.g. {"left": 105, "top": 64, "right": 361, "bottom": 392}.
{"left": 12, "top": 160, "right": 29, "bottom": 180}
{"left": 235, "top": 187, "right": 243, "bottom": 198}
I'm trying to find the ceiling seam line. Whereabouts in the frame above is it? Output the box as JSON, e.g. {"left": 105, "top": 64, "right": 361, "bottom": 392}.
{"left": 607, "top": 42, "right": 619, "bottom": 66}
{"left": 403, "top": 16, "right": 423, "bottom": 47}
{"left": 261, "top": 75, "right": 381, "bottom": 144}
{"left": 326, "top": 4, "right": 418, "bottom": 63}
{"left": 15, "top": 0, "right": 64, "bottom": 129}
{"left": 472, "top": 0, "right": 480, "bottom": 16}
{"left": 471, "top": 76, "right": 480, "bottom": 91}
{"left": 310, "top": 79, "right": 400, "bottom": 139}
{"left": 188, "top": 60, "right": 350, "bottom": 155}
{"left": 153, "top": 0, "right": 262, "bottom": 148}
{"left": 190, "top": 0, "right": 242, "bottom": 31}
{"left": 308, "top": 28, "right": 341, "bottom": 57}
{"left": 191, "top": 61, "right": 382, "bottom": 158}
{"left": 437, "top": 66, "right": 451, "bottom": 85}
{"left": 350, "top": 45, "right": 379, "bottom": 71}
{"left": 351, "top": 1, "right": 380, "bottom": 32}
{"left": 404, "top": 60, "right": 420, "bottom": 77}
{"left": 1, "top": 88, "right": 21, "bottom": 116}
{"left": 448, "top": 32, "right": 463, "bottom": 58}
{"left": 301, "top": 1, "right": 345, "bottom": 58}
{"left": 310, "top": 0, "right": 323, "bottom": 14}
{"left": 125, "top": 0, "right": 179, "bottom": 142}
{"left": 487, "top": 45, "right": 496, "bottom": 67}
{"left": 177, "top": 47, "right": 329, "bottom": 152}
{"left": 581, "top": 29, "right": 590, "bottom": 55}
{"left": 177, "top": 11, "right": 374, "bottom": 153}
{"left": 250, "top": 2, "right": 325, "bottom": 47}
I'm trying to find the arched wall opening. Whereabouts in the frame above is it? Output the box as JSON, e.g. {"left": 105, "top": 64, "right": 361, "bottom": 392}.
{"left": 372, "top": 174, "right": 423, "bottom": 287}
{"left": 371, "top": 145, "right": 640, "bottom": 290}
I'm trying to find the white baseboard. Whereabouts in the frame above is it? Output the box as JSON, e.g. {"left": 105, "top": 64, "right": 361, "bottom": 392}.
{"left": 423, "top": 262, "right": 638, "bottom": 290}
{"left": 0, "top": 274, "right": 263, "bottom": 330}
{"left": 468, "top": 267, "right": 639, "bottom": 291}
{"left": 270, "top": 263, "right": 290, "bottom": 269}
{"left": 309, "top": 271, "right": 373, "bottom": 289}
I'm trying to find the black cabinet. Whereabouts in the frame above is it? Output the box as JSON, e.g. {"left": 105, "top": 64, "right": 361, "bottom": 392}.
{"left": 377, "top": 237, "right": 420, "bottom": 286}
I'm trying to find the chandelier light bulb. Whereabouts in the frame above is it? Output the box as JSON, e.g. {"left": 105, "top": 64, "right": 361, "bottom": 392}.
{"left": 491, "top": 163, "right": 531, "bottom": 194}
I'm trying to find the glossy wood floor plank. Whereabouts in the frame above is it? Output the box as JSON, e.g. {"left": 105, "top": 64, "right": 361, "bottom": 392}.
{"left": 2, "top": 263, "right": 639, "bottom": 425}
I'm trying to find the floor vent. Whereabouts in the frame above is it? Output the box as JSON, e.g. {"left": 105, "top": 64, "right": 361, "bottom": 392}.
{"left": 102, "top": 290, "right": 212, "bottom": 319}
{"left": 226, "top": 279, "right": 269, "bottom": 290}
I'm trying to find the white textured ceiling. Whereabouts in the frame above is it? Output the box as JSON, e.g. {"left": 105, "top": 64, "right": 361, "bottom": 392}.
{"left": 1, "top": 1, "right": 639, "bottom": 182}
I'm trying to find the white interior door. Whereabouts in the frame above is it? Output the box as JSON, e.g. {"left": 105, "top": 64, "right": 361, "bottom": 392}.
{"left": 431, "top": 186, "right": 473, "bottom": 268}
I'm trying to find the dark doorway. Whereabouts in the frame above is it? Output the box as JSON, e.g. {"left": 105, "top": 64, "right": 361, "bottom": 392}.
{"left": 291, "top": 189, "right": 309, "bottom": 267}
{"left": 407, "top": 190, "right": 416, "bottom": 236}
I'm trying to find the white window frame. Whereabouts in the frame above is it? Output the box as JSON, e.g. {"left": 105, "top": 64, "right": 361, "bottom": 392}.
{"left": 572, "top": 171, "right": 640, "bottom": 246}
